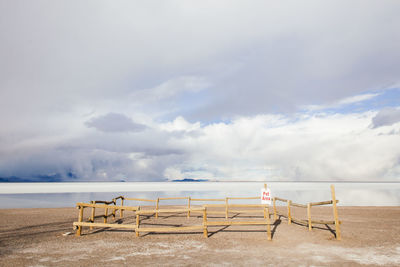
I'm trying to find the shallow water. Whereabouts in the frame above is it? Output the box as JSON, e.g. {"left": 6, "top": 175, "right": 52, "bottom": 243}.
{"left": 0, "top": 182, "right": 399, "bottom": 208}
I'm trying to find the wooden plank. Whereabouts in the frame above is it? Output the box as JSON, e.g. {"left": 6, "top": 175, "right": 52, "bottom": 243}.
{"left": 76, "top": 203, "right": 138, "bottom": 211}
{"left": 136, "top": 213, "right": 140, "bottom": 237}
{"left": 287, "top": 200, "right": 292, "bottom": 224}
{"left": 93, "top": 200, "right": 114, "bottom": 205}
{"left": 124, "top": 197, "right": 157, "bottom": 202}
{"left": 104, "top": 207, "right": 108, "bottom": 224}
{"left": 136, "top": 208, "right": 204, "bottom": 215}
{"left": 159, "top": 197, "right": 189, "bottom": 200}
{"left": 90, "top": 201, "right": 95, "bottom": 230}
{"left": 273, "top": 198, "right": 277, "bottom": 220}
{"left": 310, "top": 200, "right": 339, "bottom": 206}
{"left": 331, "top": 184, "right": 341, "bottom": 240}
{"left": 73, "top": 222, "right": 137, "bottom": 229}
{"left": 274, "top": 197, "right": 288, "bottom": 202}
{"left": 291, "top": 202, "right": 307, "bottom": 208}
{"left": 136, "top": 226, "right": 203, "bottom": 232}
{"left": 227, "top": 197, "right": 259, "bottom": 200}
{"left": 205, "top": 221, "right": 269, "bottom": 226}
{"left": 228, "top": 209, "right": 264, "bottom": 214}
{"left": 120, "top": 198, "right": 124, "bottom": 218}
{"left": 190, "top": 198, "right": 225, "bottom": 202}
{"left": 228, "top": 204, "right": 268, "bottom": 208}
{"left": 189, "top": 210, "right": 227, "bottom": 215}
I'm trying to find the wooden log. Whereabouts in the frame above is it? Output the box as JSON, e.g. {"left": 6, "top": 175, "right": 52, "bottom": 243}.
{"left": 287, "top": 200, "right": 292, "bottom": 224}
{"left": 73, "top": 222, "right": 137, "bottom": 229}
{"left": 273, "top": 197, "right": 277, "bottom": 220}
{"left": 76, "top": 206, "right": 84, "bottom": 236}
{"left": 203, "top": 208, "right": 208, "bottom": 238}
{"left": 331, "top": 184, "right": 341, "bottom": 240}
{"left": 135, "top": 226, "right": 203, "bottom": 232}
{"left": 307, "top": 203, "right": 312, "bottom": 231}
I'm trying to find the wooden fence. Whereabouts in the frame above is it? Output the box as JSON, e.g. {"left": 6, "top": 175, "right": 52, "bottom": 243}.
{"left": 73, "top": 184, "right": 341, "bottom": 240}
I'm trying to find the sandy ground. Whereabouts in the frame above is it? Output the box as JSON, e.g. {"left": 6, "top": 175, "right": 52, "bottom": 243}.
{"left": 0, "top": 206, "right": 399, "bottom": 266}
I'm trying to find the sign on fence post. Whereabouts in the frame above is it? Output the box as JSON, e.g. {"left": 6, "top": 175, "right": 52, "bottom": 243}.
{"left": 261, "top": 187, "right": 271, "bottom": 205}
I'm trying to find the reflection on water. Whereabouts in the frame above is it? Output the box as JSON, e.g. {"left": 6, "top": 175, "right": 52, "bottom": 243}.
{"left": 0, "top": 182, "right": 399, "bottom": 208}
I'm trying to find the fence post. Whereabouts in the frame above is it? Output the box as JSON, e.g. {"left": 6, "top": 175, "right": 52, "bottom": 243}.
{"left": 331, "top": 185, "right": 341, "bottom": 240}
{"left": 104, "top": 207, "right": 108, "bottom": 223}
{"left": 187, "top": 197, "right": 191, "bottom": 218}
{"left": 287, "top": 200, "right": 292, "bottom": 224}
{"left": 155, "top": 198, "right": 160, "bottom": 219}
{"left": 266, "top": 207, "right": 271, "bottom": 240}
{"left": 76, "top": 206, "right": 84, "bottom": 236}
{"left": 307, "top": 203, "right": 312, "bottom": 231}
{"left": 225, "top": 197, "right": 229, "bottom": 219}
{"left": 120, "top": 197, "right": 124, "bottom": 218}
{"left": 203, "top": 207, "right": 208, "bottom": 238}
{"left": 112, "top": 198, "right": 116, "bottom": 219}
{"left": 136, "top": 207, "right": 140, "bottom": 237}
{"left": 273, "top": 197, "right": 277, "bottom": 220}
{"left": 90, "top": 201, "right": 95, "bottom": 230}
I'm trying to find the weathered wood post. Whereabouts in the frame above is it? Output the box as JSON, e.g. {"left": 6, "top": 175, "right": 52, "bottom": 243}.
{"left": 104, "top": 206, "right": 108, "bottom": 224}
{"left": 203, "top": 207, "right": 208, "bottom": 238}
{"left": 225, "top": 197, "right": 229, "bottom": 219}
{"left": 90, "top": 201, "right": 95, "bottom": 230}
{"left": 331, "top": 184, "right": 341, "bottom": 240}
{"left": 120, "top": 197, "right": 124, "bottom": 218}
{"left": 266, "top": 207, "right": 271, "bottom": 241}
{"left": 187, "top": 197, "right": 191, "bottom": 218}
{"left": 287, "top": 200, "right": 292, "bottom": 224}
{"left": 307, "top": 203, "right": 312, "bottom": 231}
{"left": 112, "top": 198, "right": 116, "bottom": 220}
{"left": 273, "top": 197, "right": 277, "bottom": 220}
{"left": 135, "top": 208, "right": 140, "bottom": 237}
{"left": 76, "top": 206, "right": 84, "bottom": 236}
{"left": 155, "top": 198, "right": 160, "bottom": 219}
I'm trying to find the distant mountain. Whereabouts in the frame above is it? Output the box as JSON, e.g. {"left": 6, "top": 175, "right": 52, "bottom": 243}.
{"left": 0, "top": 172, "right": 77, "bottom": 182}
{"left": 171, "top": 178, "right": 209, "bottom": 182}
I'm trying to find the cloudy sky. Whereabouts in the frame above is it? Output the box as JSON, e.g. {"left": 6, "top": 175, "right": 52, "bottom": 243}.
{"left": 1, "top": 0, "right": 400, "bottom": 182}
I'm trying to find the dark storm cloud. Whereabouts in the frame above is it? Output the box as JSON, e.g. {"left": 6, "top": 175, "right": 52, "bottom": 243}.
{"left": 85, "top": 113, "right": 146, "bottom": 133}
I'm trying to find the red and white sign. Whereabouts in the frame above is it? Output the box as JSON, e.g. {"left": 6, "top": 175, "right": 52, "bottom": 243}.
{"left": 261, "top": 188, "right": 271, "bottom": 205}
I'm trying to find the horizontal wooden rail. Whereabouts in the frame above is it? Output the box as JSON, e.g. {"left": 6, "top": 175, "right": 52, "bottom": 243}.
{"left": 205, "top": 220, "right": 270, "bottom": 226}
{"left": 73, "top": 222, "right": 137, "bottom": 229}
{"left": 136, "top": 208, "right": 204, "bottom": 215}
{"left": 114, "top": 196, "right": 124, "bottom": 200}
{"left": 190, "top": 198, "right": 225, "bottom": 201}
{"left": 76, "top": 203, "right": 138, "bottom": 211}
{"left": 310, "top": 200, "right": 338, "bottom": 206}
{"left": 203, "top": 204, "right": 268, "bottom": 208}
{"left": 274, "top": 197, "right": 288, "bottom": 202}
{"left": 290, "top": 202, "right": 307, "bottom": 208}
{"left": 159, "top": 197, "right": 189, "bottom": 200}
{"left": 136, "top": 225, "right": 203, "bottom": 232}
{"left": 227, "top": 196, "right": 259, "bottom": 200}
{"left": 93, "top": 200, "right": 115, "bottom": 205}
{"left": 123, "top": 197, "right": 157, "bottom": 202}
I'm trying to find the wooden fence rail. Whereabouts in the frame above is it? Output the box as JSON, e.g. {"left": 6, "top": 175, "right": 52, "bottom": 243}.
{"left": 74, "top": 184, "right": 341, "bottom": 240}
